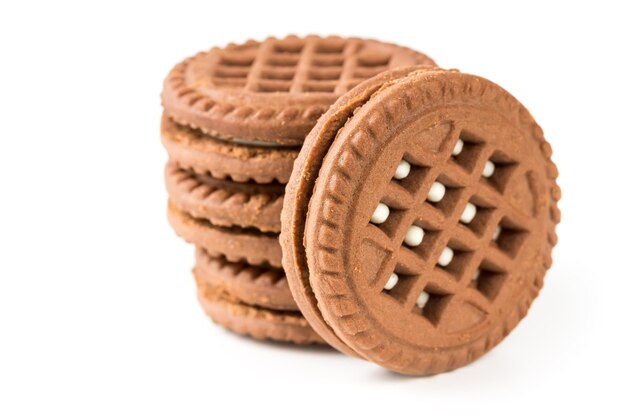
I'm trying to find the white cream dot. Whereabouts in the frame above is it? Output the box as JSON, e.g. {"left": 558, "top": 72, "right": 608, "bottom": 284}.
{"left": 427, "top": 181, "right": 446, "bottom": 203}
{"left": 460, "top": 202, "right": 477, "bottom": 224}
{"left": 452, "top": 139, "right": 464, "bottom": 156}
{"left": 492, "top": 225, "right": 502, "bottom": 241}
{"left": 394, "top": 160, "right": 411, "bottom": 180}
{"left": 370, "top": 203, "right": 390, "bottom": 224}
{"left": 473, "top": 270, "right": 481, "bottom": 280}
{"left": 384, "top": 273, "right": 399, "bottom": 291}
{"left": 438, "top": 246, "right": 454, "bottom": 267}
{"left": 482, "top": 160, "right": 495, "bottom": 178}
{"left": 404, "top": 225, "right": 425, "bottom": 247}
{"left": 416, "top": 291, "right": 430, "bottom": 309}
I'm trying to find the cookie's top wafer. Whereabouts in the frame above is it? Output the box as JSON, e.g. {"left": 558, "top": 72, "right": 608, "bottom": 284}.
{"left": 162, "top": 36, "right": 436, "bottom": 145}
{"left": 281, "top": 67, "right": 560, "bottom": 374}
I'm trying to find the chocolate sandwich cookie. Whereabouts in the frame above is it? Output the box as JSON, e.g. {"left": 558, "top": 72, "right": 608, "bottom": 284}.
{"left": 162, "top": 35, "right": 436, "bottom": 145}
{"left": 196, "top": 277, "right": 324, "bottom": 345}
{"left": 281, "top": 67, "right": 560, "bottom": 374}
{"left": 161, "top": 115, "right": 298, "bottom": 184}
{"left": 165, "top": 162, "right": 283, "bottom": 232}
{"left": 168, "top": 201, "right": 282, "bottom": 267}
{"left": 194, "top": 248, "right": 296, "bottom": 311}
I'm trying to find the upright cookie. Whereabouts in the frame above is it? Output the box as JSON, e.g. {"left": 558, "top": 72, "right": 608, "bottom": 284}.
{"left": 196, "top": 277, "right": 324, "bottom": 345}
{"left": 162, "top": 35, "right": 436, "bottom": 145}
{"left": 281, "top": 67, "right": 560, "bottom": 374}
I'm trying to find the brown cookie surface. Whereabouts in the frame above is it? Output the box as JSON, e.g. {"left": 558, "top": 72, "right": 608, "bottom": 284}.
{"left": 194, "top": 248, "right": 296, "bottom": 311}
{"left": 161, "top": 115, "right": 298, "bottom": 184}
{"left": 161, "top": 35, "right": 436, "bottom": 145}
{"left": 168, "top": 201, "right": 282, "bottom": 267}
{"left": 165, "top": 162, "right": 283, "bottom": 232}
{"left": 281, "top": 67, "right": 560, "bottom": 374}
{"left": 196, "top": 277, "right": 324, "bottom": 345}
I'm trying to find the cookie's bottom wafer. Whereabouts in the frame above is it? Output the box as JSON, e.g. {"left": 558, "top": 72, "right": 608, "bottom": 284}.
{"left": 195, "top": 276, "right": 325, "bottom": 345}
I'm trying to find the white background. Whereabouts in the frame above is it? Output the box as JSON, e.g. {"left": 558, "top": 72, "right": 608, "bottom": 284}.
{"left": 1, "top": 1, "right": 624, "bottom": 415}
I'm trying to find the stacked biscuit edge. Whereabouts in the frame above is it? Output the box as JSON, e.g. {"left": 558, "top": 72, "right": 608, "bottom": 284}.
{"left": 160, "top": 35, "right": 436, "bottom": 345}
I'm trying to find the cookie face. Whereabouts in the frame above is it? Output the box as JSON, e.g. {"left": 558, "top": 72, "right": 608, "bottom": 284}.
{"left": 281, "top": 68, "right": 560, "bottom": 374}
{"left": 196, "top": 277, "right": 324, "bottom": 345}
{"left": 165, "top": 162, "right": 283, "bottom": 232}
{"left": 194, "top": 248, "right": 296, "bottom": 311}
{"left": 161, "top": 115, "right": 298, "bottom": 184}
{"left": 161, "top": 35, "right": 436, "bottom": 145}
{"left": 168, "top": 201, "right": 282, "bottom": 267}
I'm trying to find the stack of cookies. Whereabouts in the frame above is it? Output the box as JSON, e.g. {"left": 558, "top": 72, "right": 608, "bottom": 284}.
{"left": 160, "top": 35, "right": 436, "bottom": 344}
{"left": 161, "top": 35, "right": 561, "bottom": 375}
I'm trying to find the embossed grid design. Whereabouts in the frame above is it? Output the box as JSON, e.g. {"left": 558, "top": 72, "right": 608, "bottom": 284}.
{"left": 301, "top": 72, "right": 561, "bottom": 374}
{"left": 368, "top": 127, "right": 534, "bottom": 326}
{"left": 211, "top": 38, "right": 393, "bottom": 94}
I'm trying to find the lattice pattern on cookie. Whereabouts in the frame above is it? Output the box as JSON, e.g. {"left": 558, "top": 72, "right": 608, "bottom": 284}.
{"left": 210, "top": 37, "right": 399, "bottom": 95}
{"left": 367, "top": 128, "right": 533, "bottom": 326}
{"left": 163, "top": 37, "right": 435, "bottom": 145}
{"left": 297, "top": 69, "right": 560, "bottom": 374}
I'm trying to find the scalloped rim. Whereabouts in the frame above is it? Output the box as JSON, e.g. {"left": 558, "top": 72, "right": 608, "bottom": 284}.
{"left": 167, "top": 200, "right": 282, "bottom": 268}
{"left": 194, "top": 248, "right": 296, "bottom": 311}
{"left": 161, "top": 115, "right": 299, "bottom": 184}
{"left": 165, "top": 162, "right": 284, "bottom": 232}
